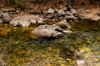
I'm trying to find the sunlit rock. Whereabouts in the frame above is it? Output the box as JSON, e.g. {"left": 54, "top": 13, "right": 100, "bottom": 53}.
{"left": 31, "top": 20, "right": 72, "bottom": 38}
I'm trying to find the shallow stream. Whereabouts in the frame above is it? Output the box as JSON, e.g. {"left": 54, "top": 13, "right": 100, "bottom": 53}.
{"left": 0, "top": 21, "right": 100, "bottom": 66}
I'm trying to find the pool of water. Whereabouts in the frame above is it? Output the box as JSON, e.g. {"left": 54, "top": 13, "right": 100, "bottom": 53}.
{"left": 0, "top": 21, "right": 100, "bottom": 66}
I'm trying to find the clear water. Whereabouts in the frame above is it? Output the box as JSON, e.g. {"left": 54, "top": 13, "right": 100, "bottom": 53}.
{"left": 0, "top": 21, "right": 100, "bottom": 66}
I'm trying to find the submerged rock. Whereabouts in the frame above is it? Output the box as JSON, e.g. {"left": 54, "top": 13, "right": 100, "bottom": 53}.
{"left": 31, "top": 20, "right": 72, "bottom": 38}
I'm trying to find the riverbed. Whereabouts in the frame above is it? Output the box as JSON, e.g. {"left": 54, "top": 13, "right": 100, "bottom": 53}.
{"left": 0, "top": 21, "right": 100, "bottom": 66}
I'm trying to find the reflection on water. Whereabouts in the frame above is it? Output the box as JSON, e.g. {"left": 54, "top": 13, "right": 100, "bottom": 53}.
{"left": 0, "top": 21, "right": 100, "bottom": 66}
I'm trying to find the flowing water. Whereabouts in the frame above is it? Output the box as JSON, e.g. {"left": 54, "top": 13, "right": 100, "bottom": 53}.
{"left": 0, "top": 21, "right": 100, "bottom": 66}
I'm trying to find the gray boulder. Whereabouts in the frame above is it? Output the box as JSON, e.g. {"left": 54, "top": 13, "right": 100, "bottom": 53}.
{"left": 97, "top": 11, "right": 100, "bottom": 16}
{"left": 31, "top": 20, "right": 72, "bottom": 38}
{"left": 48, "top": 8, "right": 55, "bottom": 14}
{"left": 2, "top": 12, "right": 11, "bottom": 22}
{"left": 70, "top": 9, "right": 77, "bottom": 14}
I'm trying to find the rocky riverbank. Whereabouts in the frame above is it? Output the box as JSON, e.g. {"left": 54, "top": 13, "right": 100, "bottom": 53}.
{"left": 0, "top": 4, "right": 100, "bottom": 27}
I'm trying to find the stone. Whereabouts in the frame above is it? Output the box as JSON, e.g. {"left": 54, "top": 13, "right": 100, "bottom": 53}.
{"left": 55, "top": 20, "right": 71, "bottom": 29}
{"left": 46, "top": 14, "right": 55, "bottom": 19}
{"left": 65, "top": 12, "right": 73, "bottom": 16}
{"left": 70, "top": 9, "right": 77, "bottom": 14}
{"left": 97, "top": 11, "right": 100, "bottom": 16}
{"left": 78, "top": 9, "right": 82, "bottom": 12}
{"left": 31, "top": 20, "right": 72, "bottom": 38}
{"left": 48, "top": 8, "right": 55, "bottom": 14}
{"left": 57, "top": 9, "right": 65, "bottom": 15}
{"left": 85, "top": 10, "right": 91, "bottom": 13}
{"left": 2, "top": 12, "right": 11, "bottom": 23}
{"left": 65, "top": 16, "right": 77, "bottom": 21}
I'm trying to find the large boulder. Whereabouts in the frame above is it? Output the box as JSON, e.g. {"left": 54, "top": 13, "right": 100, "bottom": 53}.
{"left": 31, "top": 20, "right": 72, "bottom": 38}
{"left": 2, "top": 12, "right": 11, "bottom": 23}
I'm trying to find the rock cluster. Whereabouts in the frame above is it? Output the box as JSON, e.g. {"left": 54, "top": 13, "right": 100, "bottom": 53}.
{"left": 0, "top": 5, "right": 84, "bottom": 26}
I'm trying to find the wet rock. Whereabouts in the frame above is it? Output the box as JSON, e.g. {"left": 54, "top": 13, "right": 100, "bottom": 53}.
{"left": 2, "top": 12, "right": 11, "bottom": 23}
{"left": 70, "top": 9, "right": 77, "bottom": 15}
{"left": 0, "top": 18, "right": 2, "bottom": 24}
{"left": 57, "top": 9, "right": 65, "bottom": 15}
{"left": 48, "top": 8, "right": 55, "bottom": 14}
{"left": 31, "top": 20, "right": 72, "bottom": 38}
{"left": 97, "top": 11, "right": 100, "bottom": 16}
{"left": 10, "top": 15, "right": 43, "bottom": 27}
{"left": 85, "top": 10, "right": 91, "bottom": 13}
